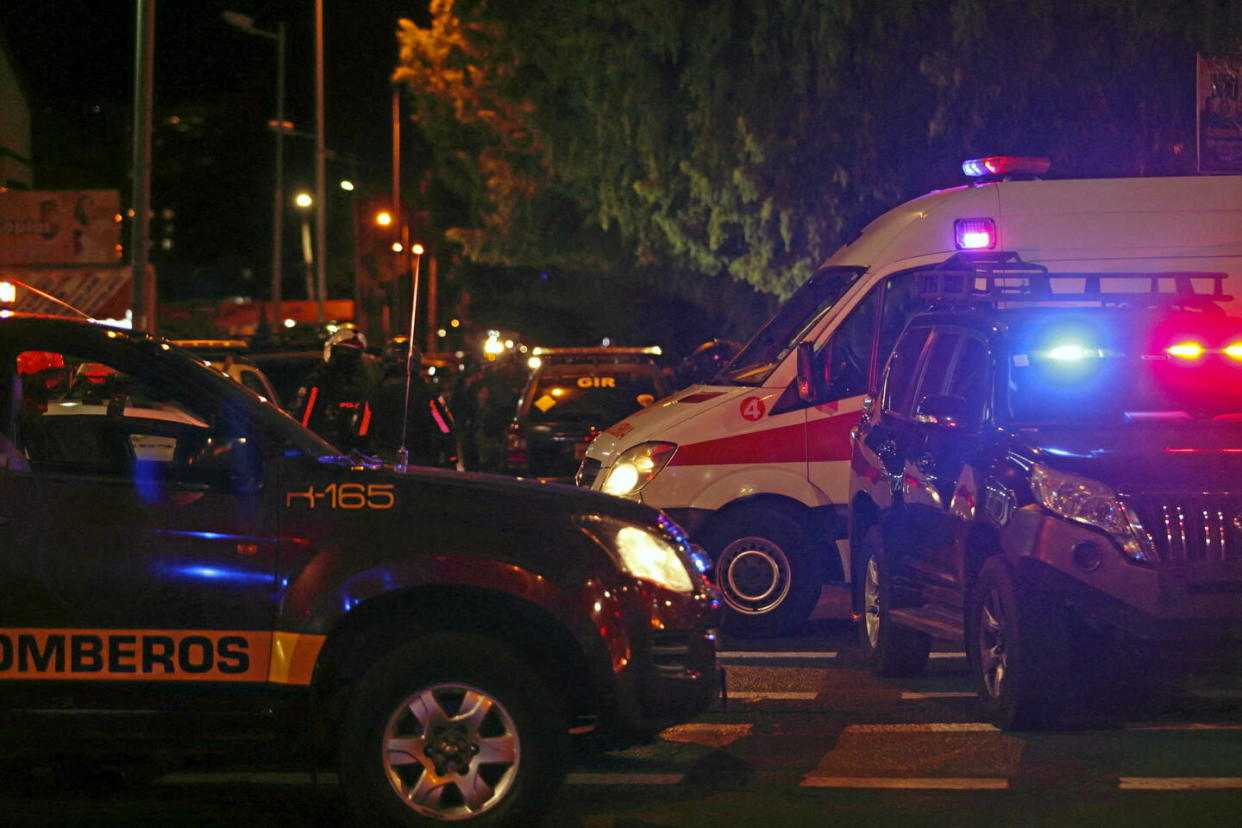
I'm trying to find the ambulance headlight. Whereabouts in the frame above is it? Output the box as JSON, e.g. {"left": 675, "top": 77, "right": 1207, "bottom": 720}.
{"left": 574, "top": 514, "right": 694, "bottom": 593}
{"left": 601, "top": 441, "right": 676, "bottom": 498}
{"left": 1029, "top": 463, "right": 1156, "bottom": 563}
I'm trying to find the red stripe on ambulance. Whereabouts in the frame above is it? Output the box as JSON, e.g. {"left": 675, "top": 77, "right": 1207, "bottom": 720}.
{"left": 668, "top": 413, "right": 856, "bottom": 467}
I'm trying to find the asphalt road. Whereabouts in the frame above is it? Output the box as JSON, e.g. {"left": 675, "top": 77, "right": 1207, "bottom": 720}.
{"left": 5, "top": 587, "right": 1242, "bottom": 827}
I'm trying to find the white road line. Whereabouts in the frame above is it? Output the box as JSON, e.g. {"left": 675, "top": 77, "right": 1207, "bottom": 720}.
{"left": 843, "top": 722, "right": 999, "bottom": 733}
{"left": 156, "top": 772, "right": 339, "bottom": 786}
{"left": 567, "top": 773, "right": 684, "bottom": 785}
{"left": 929, "top": 652, "right": 967, "bottom": 659}
{"left": 1126, "top": 722, "right": 1242, "bottom": 731}
{"left": 1119, "top": 777, "right": 1242, "bottom": 790}
{"left": 802, "top": 776, "right": 1009, "bottom": 790}
{"left": 901, "top": 691, "right": 977, "bottom": 699}
{"left": 717, "top": 651, "right": 837, "bottom": 659}
{"left": 731, "top": 691, "right": 820, "bottom": 700}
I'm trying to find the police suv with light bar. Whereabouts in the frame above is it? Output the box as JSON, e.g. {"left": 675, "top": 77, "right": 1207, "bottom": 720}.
{"left": 579, "top": 158, "right": 1242, "bottom": 638}
{"left": 0, "top": 293, "right": 717, "bottom": 826}
{"left": 850, "top": 260, "right": 1242, "bottom": 729}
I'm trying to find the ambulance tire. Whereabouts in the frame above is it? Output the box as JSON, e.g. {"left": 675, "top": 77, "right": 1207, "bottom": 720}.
{"left": 707, "top": 510, "right": 823, "bottom": 638}
{"left": 339, "top": 633, "right": 568, "bottom": 827}
{"left": 857, "top": 526, "right": 931, "bottom": 677}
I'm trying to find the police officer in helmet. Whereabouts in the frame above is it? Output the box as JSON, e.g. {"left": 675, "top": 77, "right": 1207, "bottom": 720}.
{"left": 292, "top": 327, "right": 372, "bottom": 450}
{"left": 356, "top": 336, "right": 456, "bottom": 467}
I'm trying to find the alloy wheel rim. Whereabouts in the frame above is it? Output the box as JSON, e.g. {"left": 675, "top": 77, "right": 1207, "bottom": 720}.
{"left": 382, "top": 682, "right": 520, "bottom": 820}
{"left": 978, "top": 589, "right": 1007, "bottom": 699}
{"left": 864, "top": 556, "right": 881, "bottom": 649}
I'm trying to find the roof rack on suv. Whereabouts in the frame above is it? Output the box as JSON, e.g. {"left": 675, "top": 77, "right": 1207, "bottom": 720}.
{"left": 916, "top": 251, "right": 1231, "bottom": 308}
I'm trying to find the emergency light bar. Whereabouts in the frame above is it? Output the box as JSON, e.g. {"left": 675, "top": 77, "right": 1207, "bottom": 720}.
{"left": 961, "top": 156, "right": 1051, "bottom": 178}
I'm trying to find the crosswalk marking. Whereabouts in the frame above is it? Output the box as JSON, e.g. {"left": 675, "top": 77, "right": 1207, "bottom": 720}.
{"left": 802, "top": 776, "right": 1009, "bottom": 790}
{"left": 1119, "top": 777, "right": 1242, "bottom": 790}
{"left": 717, "top": 651, "right": 837, "bottom": 659}
{"left": 567, "top": 773, "right": 684, "bottom": 785}
{"left": 732, "top": 691, "right": 820, "bottom": 700}
{"left": 844, "top": 722, "right": 999, "bottom": 733}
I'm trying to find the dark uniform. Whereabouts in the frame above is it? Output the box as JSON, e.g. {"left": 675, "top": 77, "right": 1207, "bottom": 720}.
{"left": 290, "top": 328, "right": 371, "bottom": 451}
{"left": 356, "top": 337, "right": 455, "bottom": 467}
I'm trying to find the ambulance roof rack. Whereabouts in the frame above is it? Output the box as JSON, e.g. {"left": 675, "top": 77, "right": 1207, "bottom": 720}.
{"left": 916, "top": 251, "right": 1231, "bottom": 308}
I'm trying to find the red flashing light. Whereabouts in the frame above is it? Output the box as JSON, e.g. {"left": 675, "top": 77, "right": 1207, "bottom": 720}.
{"left": 954, "top": 217, "right": 996, "bottom": 250}
{"left": 961, "top": 156, "right": 1051, "bottom": 178}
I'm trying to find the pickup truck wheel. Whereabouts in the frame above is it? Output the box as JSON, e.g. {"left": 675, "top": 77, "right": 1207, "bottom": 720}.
{"left": 339, "top": 633, "right": 568, "bottom": 827}
{"left": 708, "top": 510, "right": 822, "bottom": 638}
{"left": 967, "top": 557, "right": 1070, "bottom": 730}
{"left": 857, "top": 526, "right": 931, "bottom": 677}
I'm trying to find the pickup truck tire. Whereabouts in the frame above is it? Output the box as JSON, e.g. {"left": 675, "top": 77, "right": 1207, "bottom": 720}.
{"left": 967, "top": 557, "right": 1071, "bottom": 731}
{"left": 858, "top": 526, "right": 931, "bottom": 677}
{"left": 339, "top": 633, "right": 569, "bottom": 827}
{"left": 707, "top": 509, "right": 822, "bottom": 638}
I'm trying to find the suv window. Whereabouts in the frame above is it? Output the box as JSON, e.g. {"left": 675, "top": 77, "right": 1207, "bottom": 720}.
{"left": 946, "top": 336, "right": 990, "bottom": 430}
{"left": 882, "top": 326, "right": 934, "bottom": 416}
{"left": 15, "top": 350, "right": 244, "bottom": 480}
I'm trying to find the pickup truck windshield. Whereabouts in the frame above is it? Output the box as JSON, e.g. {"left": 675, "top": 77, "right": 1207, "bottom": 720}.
{"left": 717, "top": 266, "right": 865, "bottom": 386}
{"left": 1005, "top": 310, "right": 1242, "bottom": 425}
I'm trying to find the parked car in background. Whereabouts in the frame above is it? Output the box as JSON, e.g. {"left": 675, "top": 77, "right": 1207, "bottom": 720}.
{"left": 506, "top": 347, "right": 670, "bottom": 482}
{"left": 172, "top": 339, "right": 280, "bottom": 404}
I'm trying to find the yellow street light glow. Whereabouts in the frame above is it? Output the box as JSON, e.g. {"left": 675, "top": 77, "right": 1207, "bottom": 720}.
{"left": 339, "top": 179, "right": 355, "bottom": 191}
{"left": 412, "top": 243, "right": 425, "bottom": 255}
{"left": 293, "top": 192, "right": 313, "bottom": 208}
{"left": 283, "top": 318, "right": 297, "bottom": 328}
{"left": 1167, "top": 342, "right": 1204, "bottom": 359}
{"left": 450, "top": 319, "right": 460, "bottom": 328}
{"left": 0, "top": 281, "right": 15, "bottom": 303}
{"left": 484, "top": 338, "right": 505, "bottom": 355}
{"left": 528, "top": 356, "right": 542, "bottom": 369}
{"left": 375, "top": 210, "right": 393, "bottom": 227}
{"left": 391, "top": 241, "right": 403, "bottom": 252}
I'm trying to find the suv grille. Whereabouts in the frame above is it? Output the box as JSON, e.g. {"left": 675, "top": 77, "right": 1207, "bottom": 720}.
{"left": 575, "top": 457, "right": 601, "bottom": 488}
{"left": 1126, "top": 494, "right": 1242, "bottom": 564}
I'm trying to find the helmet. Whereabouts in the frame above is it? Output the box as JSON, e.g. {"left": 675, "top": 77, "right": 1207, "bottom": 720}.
{"left": 382, "top": 336, "right": 422, "bottom": 370}
{"left": 323, "top": 327, "right": 367, "bottom": 363}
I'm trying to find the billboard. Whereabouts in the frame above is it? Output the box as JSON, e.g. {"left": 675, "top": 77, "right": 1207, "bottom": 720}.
{"left": 1198, "top": 53, "right": 1242, "bottom": 174}
{"left": 0, "top": 190, "right": 122, "bottom": 265}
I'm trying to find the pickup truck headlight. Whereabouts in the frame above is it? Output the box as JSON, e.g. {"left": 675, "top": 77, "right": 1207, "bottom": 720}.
{"left": 600, "top": 441, "right": 676, "bottom": 498}
{"left": 575, "top": 514, "right": 695, "bottom": 593}
{"left": 1029, "top": 463, "right": 1156, "bottom": 562}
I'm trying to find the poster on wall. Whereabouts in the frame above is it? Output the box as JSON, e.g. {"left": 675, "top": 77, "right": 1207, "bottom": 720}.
{"left": 0, "top": 190, "right": 122, "bottom": 265}
{"left": 1198, "top": 53, "right": 1242, "bottom": 174}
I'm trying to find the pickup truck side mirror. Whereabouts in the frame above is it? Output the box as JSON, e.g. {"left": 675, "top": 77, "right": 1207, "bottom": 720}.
{"left": 914, "top": 394, "right": 970, "bottom": 428}
{"left": 796, "top": 342, "right": 830, "bottom": 405}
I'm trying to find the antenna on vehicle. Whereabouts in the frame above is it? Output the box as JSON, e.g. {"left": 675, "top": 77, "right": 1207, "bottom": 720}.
{"left": 0, "top": 278, "right": 94, "bottom": 321}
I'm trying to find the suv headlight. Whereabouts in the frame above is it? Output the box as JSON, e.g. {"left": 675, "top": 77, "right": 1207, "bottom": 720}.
{"left": 1029, "top": 463, "right": 1156, "bottom": 562}
{"left": 600, "top": 441, "right": 676, "bottom": 498}
{"left": 574, "top": 514, "right": 695, "bottom": 593}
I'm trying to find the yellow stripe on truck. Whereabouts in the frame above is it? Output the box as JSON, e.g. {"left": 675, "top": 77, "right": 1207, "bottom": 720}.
{"left": 0, "top": 628, "right": 326, "bottom": 685}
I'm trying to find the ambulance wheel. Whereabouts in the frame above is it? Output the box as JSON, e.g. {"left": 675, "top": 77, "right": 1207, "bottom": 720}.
{"left": 966, "top": 557, "right": 1071, "bottom": 731}
{"left": 857, "top": 526, "right": 931, "bottom": 677}
{"left": 708, "top": 509, "right": 822, "bottom": 638}
{"left": 340, "top": 633, "right": 568, "bottom": 827}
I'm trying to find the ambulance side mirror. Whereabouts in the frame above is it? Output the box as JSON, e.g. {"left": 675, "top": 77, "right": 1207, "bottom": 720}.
{"left": 796, "top": 342, "right": 829, "bottom": 405}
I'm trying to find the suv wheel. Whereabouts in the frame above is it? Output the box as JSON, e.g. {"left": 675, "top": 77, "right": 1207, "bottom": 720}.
{"left": 966, "top": 557, "right": 1071, "bottom": 730}
{"left": 857, "top": 526, "right": 931, "bottom": 677}
{"left": 340, "top": 633, "right": 568, "bottom": 826}
{"left": 708, "top": 509, "right": 823, "bottom": 638}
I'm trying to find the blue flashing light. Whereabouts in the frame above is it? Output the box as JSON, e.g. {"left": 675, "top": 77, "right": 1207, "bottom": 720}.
{"left": 1048, "top": 344, "right": 1086, "bottom": 361}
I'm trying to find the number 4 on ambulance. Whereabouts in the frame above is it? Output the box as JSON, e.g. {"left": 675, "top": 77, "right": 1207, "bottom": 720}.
{"left": 581, "top": 157, "right": 1242, "bottom": 638}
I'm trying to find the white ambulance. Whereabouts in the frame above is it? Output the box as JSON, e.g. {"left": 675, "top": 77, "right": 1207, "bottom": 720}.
{"left": 578, "top": 157, "right": 1242, "bottom": 637}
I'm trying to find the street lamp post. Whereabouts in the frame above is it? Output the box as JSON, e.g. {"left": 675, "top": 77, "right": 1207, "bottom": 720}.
{"left": 223, "top": 11, "right": 287, "bottom": 332}
{"left": 294, "top": 192, "right": 315, "bottom": 311}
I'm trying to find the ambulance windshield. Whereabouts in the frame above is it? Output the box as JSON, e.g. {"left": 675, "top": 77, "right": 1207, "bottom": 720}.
{"left": 718, "top": 266, "right": 865, "bottom": 386}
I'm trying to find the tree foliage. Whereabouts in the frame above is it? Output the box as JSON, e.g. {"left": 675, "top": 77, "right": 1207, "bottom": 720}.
{"left": 394, "top": 0, "right": 1241, "bottom": 306}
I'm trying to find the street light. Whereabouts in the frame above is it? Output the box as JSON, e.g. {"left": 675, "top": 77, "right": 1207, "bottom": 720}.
{"left": 223, "top": 10, "right": 286, "bottom": 332}
{"left": 293, "top": 192, "right": 315, "bottom": 311}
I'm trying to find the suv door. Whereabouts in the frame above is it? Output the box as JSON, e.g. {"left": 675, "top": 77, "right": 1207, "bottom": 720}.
{"left": 0, "top": 339, "right": 279, "bottom": 710}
